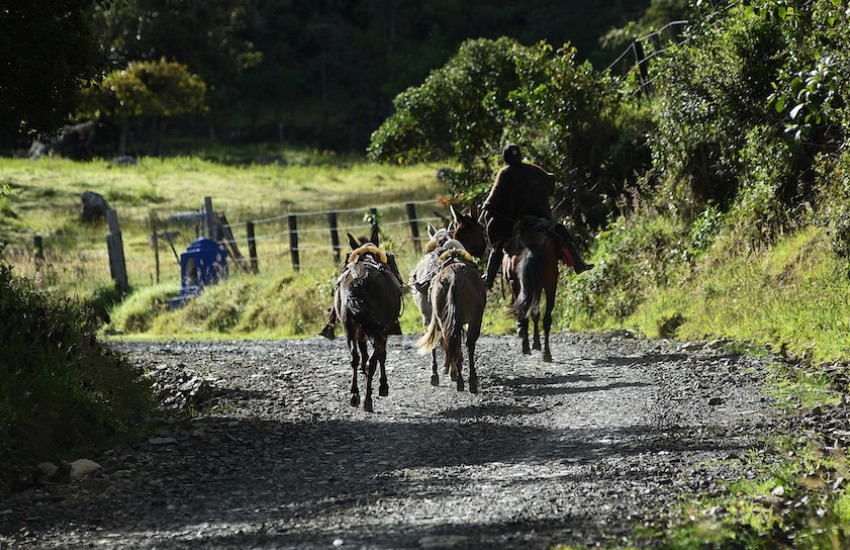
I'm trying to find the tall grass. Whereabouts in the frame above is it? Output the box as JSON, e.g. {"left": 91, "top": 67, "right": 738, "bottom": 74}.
{"left": 0, "top": 155, "right": 450, "bottom": 300}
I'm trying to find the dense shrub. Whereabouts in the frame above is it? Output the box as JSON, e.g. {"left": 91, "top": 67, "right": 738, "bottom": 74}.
{"left": 369, "top": 37, "right": 643, "bottom": 233}
{"left": 368, "top": 37, "right": 526, "bottom": 188}
{"left": 649, "top": 5, "right": 789, "bottom": 213}
{"left": 0, "top": 253, "right": 152, "bottom": 491}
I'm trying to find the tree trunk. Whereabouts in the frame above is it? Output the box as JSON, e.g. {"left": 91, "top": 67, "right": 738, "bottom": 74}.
{"left": 118, "top": 122, "right": 129, "bottom": 156}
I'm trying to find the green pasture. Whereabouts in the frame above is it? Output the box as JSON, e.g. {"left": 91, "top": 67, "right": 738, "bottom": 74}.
{"left": 0, "top": 154, "right": 522, "bottom": 339}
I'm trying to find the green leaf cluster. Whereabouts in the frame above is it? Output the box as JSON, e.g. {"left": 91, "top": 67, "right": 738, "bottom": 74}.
{"left": 82, "top": 59, "right": 207, "bottom": 121}
{"left": 369, "top": 37, "right": 639, "bottom": 230}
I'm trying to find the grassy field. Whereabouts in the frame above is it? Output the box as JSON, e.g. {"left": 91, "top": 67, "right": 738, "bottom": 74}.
{"left": 0, "top": 153, "right": 521, "bottom": 338}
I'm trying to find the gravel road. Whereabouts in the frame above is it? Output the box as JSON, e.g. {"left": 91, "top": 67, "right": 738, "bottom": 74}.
{"left": 0, "top": 332, "right": 778, "bottom": 549}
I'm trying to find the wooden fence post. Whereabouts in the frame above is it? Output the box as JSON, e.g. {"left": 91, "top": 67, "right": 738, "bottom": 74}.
{"left": 151, "top": 216, "right": 160, "bottom": 284}
{"left": 106, "top": 208, "right": 129, "bottom": 291}
{"left": 288, "top": 214, "right": 299, "bottom": 271}
{"left": 204, "top": 196, "right": 214, "bottom": 239}
{"left": 328, "top": 211, "right": 341, "bottom": 264}
{"left": 406, "top": 202, "right": 421, "bottom": 254}
{"left": 246, "top": 221, "right": 258, "bottom": 273}
{"left": 33, "top": 235, "right": 44, "bottom": 267}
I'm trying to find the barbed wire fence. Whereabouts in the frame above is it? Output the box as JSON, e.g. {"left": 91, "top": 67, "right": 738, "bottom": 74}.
{"left": 11, "top": 197, "right": 452, "bottom": 291}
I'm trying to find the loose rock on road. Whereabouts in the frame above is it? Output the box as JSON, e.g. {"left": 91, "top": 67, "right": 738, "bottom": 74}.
{"left": 0, "top": 332, "right": 777, "bottom": 549}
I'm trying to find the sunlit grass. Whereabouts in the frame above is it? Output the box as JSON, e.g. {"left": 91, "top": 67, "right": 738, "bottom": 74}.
{"left": 616, "top": 227, "right": 850, "bottom": 364}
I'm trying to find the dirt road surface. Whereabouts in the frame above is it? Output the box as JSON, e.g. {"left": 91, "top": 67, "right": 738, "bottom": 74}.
{"left": 0, "top": 332, "right": 777, "bottom": 549}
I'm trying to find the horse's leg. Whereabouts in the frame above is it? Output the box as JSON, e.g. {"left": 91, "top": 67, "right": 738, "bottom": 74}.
{"left": 378, "top": 337, "right": 389, "bottom": 397}
{"left": 364, "top": 342, "right": 379, "bottom": 413}
{"left": 451, "top": 335, "right": 464, "bottom": 392}
{"left": 517, "top": 317, "right": 531, "bottom": 355}
{"left": 442, "top": 338, "right": 456, "bottom": 381}
{"left": 358, "top": 339, "right": 369, "bottom": 374}
{"left": 467, "top": 320, "right": 481, "bottom": 394}
{"left": 443, "top": 336, "right": 456, "bottom": 379}
{"left": 430, "top": 348, "right": 439, "bottom": 386}
{"left": 531, "top": 299, "right": 542, "bottom": 351}
{"left": 349, "top": 337, "right": 360, "bottom": 407}
{"left": 542, "top": 281, "right": 555, "bottom": 363}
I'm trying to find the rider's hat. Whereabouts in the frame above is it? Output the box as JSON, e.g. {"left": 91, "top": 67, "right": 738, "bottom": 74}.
{"left": 502, "top": 143, "right": 522, "bottom": 165}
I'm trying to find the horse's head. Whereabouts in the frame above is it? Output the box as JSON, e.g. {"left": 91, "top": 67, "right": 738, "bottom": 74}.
{"left": 423, "top": 223, "right": 451, "bottom": 253}
{"left": 449, "top": 204, "right": 487, "bottom": 260}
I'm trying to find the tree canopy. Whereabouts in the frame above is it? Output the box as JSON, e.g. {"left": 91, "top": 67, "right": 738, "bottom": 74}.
{"left": 0, "top": 1, "right": 102, "bottom": 144}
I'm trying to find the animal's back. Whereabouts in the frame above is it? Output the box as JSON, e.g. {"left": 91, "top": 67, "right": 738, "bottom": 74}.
{"left": 338, "top": 261, "right": 402, "bottom": 338}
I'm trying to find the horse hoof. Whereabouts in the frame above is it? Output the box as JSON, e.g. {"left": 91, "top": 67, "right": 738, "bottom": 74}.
{"left": 532, "top": 341, "right": 541, "bottom": 351}
{"left": 457, "top": 381, "right": 464, "bottom": 392}
{"left": 469, "top": 382, "right": 478, "bottom": 394}
{"left": 450, "top": 371, "right": 458, "bottom": 381}
{"left": 430, "top": 374, "right": 439, "bottom": 386}
{"left": 364, "top": 398, "right": 373, "bottom": 413}
{"left": 379, "top": 385, "right": 388, "bottom": 397}
{"left": 522, "top": 346, "right": 532, "bottom": 355}
{"left": 543, "top": 352, "right": 553, "bottom": 363}
{"left": 350, "top": 394, "right": 360, "bottom": 407}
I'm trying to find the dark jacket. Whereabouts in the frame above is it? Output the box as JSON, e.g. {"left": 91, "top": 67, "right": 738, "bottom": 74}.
{"left": 481, "top": 162, "right": 555, "bottom": 243}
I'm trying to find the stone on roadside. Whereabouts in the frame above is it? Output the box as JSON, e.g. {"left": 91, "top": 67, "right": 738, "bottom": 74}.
{"left": 70, "top": 459, "right": 101, "bottom": 480}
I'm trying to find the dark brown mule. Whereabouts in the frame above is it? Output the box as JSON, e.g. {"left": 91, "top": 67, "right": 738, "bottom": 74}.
{"left": 333, "top": 230, "right": 404, "bottom": 412}
{"left": 448, "top": 204, "right": 487, "bottom": 260}
{"left": 418, "top": 245, "right": 486, "bottom": 393}
{"left": 504, "top": 227, "right": 560, "bottom": 362}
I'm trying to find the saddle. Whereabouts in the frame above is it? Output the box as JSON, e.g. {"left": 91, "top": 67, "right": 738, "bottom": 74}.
{"left": 340, "top": 244, "right": 403, "bottom": 289}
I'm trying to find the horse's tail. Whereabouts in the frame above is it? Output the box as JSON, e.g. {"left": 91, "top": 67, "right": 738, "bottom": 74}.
{"left": 512, "top": 243, "right": 545, "bottom": 317}
{"left": 417, "top": 313, "right": 441, "bottom": 352}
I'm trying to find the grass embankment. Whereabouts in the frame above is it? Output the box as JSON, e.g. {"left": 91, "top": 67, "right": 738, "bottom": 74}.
{"left": 0, "top": 259, "right": 152, "bottom": 495}
{"left": 557, "top": 215, "right": 850, "bottom": 547}
{"left": 568, "top": 226, "right": 850, "bottom": 364}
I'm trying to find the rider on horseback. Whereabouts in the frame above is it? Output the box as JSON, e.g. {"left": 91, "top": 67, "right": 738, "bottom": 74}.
{"left": 481, "top": 143, "right": 594, "bottom": 290}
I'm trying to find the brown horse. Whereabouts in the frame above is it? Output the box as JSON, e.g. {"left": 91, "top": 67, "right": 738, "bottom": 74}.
{"left": 448, "top": 204, "right": 488, "bottom": 260}
{"left": 504, "top": 226, "right": 560, "bottom": 362}
{"left": 418, "top": 245, "right": 486, "bottom": 393}
{"left": 333, "top": 230, "right": 404, "bottom": 412}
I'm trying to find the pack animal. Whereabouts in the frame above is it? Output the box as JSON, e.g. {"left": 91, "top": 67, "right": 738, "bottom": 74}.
{"left": 409, "top": 224, "right": 464, "bottom": 375}
{"left": 333, "top": 230, "right": 404, "bottom": 412}
{"left": 417, "top": 243, "right": 486, "bottom": 393}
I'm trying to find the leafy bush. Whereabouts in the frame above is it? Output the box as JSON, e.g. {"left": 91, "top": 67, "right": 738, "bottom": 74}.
{"left": 0, "top": 253, "right": 152, "bottom": 492}
{"left": 368, "top": 37, "right": 527, "bottom": 187}
{"left": 817, "top": 147, "right": 850, "bottom": 259}
{"left": 369, "top": 37, "right": 640, "bottom": 232}
{"left": 727, "top": 125, "right": 799, "bottom": 249}
{"left": 649, "top": 5, "right": 789, "bottom": 211}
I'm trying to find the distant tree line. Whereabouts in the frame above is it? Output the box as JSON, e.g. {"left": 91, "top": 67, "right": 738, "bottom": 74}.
{"left": 1, "top": 0, "right": 656, "bottom": 154}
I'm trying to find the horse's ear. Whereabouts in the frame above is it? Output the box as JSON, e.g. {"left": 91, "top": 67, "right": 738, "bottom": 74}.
{"left": 427, "top": 223, "right": 436, "bottom": 238}
{"left": 347, "top": 233, "right": 359, "bottom": 250}
{"left": 449, "top": 204, "right": 460, "bottom": 223}
{"left": 470, "top": 203, "right": 479, "bottom": 220}
{"left": 370, "top": 227, "right": 380, "bottom": 247}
